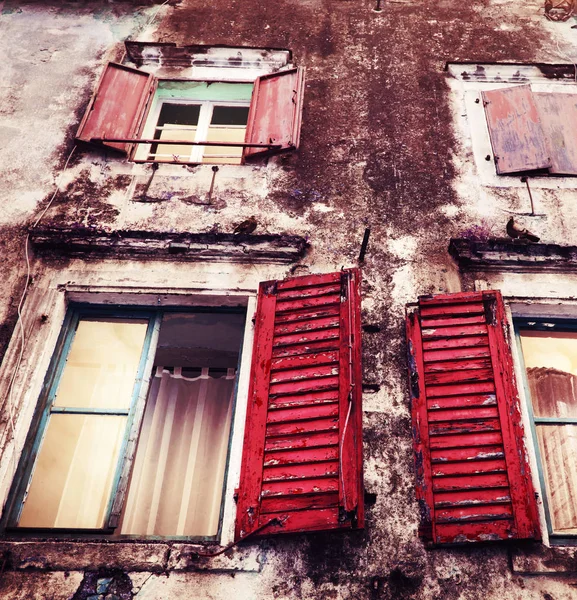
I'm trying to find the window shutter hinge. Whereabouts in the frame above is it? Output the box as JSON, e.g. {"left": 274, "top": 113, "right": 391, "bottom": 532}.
{"left": 234, "top": 488, "right": 239, "bottom": 502}
{"left": 340, "top": 272, "right": 350, "bottom": 301}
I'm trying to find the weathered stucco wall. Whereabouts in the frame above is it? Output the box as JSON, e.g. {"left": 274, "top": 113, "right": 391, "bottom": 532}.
{"left": 1, "top": 0, "right": 577, "bottom": 598}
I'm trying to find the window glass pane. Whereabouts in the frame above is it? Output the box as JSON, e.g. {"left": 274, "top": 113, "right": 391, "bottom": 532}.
{"left": 203, "top": 106, "right": 249, "bottom": 165}
{"left": 54, "top": 319, "right": 148, "bottom": 409}
{"left": 120, "top": 312, "right": 245, "bottom": 537}
{"left": 210, "top": 106, "right": 250, "bottom": 126}
{"left": 19, "top": 415, "right": 127, "bottom": 528}
{"left": 520, "top": 330, "right": 577, "bottom": 418}
{"left": 536, "top": 424, "right": 577, "bottom": 533}
{"left": 151, "top": 103, "right": 200, "bottom": 162}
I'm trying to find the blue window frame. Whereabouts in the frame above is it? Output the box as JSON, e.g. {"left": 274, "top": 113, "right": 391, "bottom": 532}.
{"left": 2, "top": 305, "right": 246, "bottom": 541}
{"left": 515, "top": 318, "right": 577, "bottom": 544}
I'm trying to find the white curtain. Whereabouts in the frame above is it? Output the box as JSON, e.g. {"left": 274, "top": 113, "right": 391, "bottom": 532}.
{"left": 121, "top": 367, "right": 236, "bottom": 537}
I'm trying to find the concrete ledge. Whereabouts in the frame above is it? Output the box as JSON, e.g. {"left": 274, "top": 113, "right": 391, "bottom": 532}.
{"left": 449, "top": 238, "right": 577, "bottom": 272}
{"left": 167, "top": 544, "right": 262, "bottom": 572}
{"left": 511, "top": 545, "right": 577, "bottom": 575}
{"left": 30, "top": 227, "right": 309, "bottom": 264}
{"left": 0, "top": 541, "right": 169, "bottom": 572}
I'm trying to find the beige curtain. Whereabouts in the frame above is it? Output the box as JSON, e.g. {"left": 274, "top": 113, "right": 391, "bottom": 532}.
{"left": 121, "top": 367, "right": 235, "bottom": 537}
{"left": 528, "top": 367, "right": 577, "bottom": 533}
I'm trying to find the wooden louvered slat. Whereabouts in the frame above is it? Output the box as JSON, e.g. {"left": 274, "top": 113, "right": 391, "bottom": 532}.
{"left": 429, "top": 431, "right": 503, "bottom": 449}
{"left": 274, "top": 305, "right": 340, "bottom": 324}
{"left": 274, "top": 316, "right": 340, "bottom": 337}
{"left": 435, "top": 520, "right": 515, "bottom": 544}
{"left": 427, "top": 406, "right": 499, "bottom": 422}
{"left": 260, "top": 492, "right": 339, "bottom": 514}
{"left": 407, "top": 290, "right": 540, "bottom": 545}
{"left": 262, "top": 461, "right": 339, "bottom": 482}
{"left": 431, "top": 445, "right": 505, "bottom": 463}
{"left": 266, "top": 402, "right": 339, "bottom": 424}
{"left": 432, "top": 459, "right": 507, "bottom": 477}
{"left": 423, "top": 346, "right": 491, "bottom": 363}
{"left": 261, "top": 477, "right": 339, "bottom": 497}
{"left": 269, "top": 389, "right": 339, "bottom": 410}
{"left": 257, "top": 507, "right": 340, "bottom": 535}
{"left": 429, "top": 419, "right": 501, "bottom": 437}
{"left": 424, "top": 357, "right": 492, "bottom": 373}
{"left": 420, "top": 314, "right": 487, "bottom": 328}
{"left": 265, "top": 430, "right": 339, "bottom": 452}
{"left": 432, "top": 473, "right": 510, "bottom": 492}
{"left": 273, "top": 328, "right": 340, "bottom": 348}
{"left": 271, "top": 351, "right": 339, "bottom": 372}
{"left": 275, "top": 283, "right": 341, "bottom": 301}
{"left": 425, "top": 368, "right": 494, "bottom": 386}
{"left": 235, "top": 270, "right": 362, "bottom": 540}
{"left": 272, "top": 339, "right": 340, "bottom": 359}
{"left": 428, "top": 394, "right": 497, "bottom": 411}
{"left": 264, "top": 446, "right": 339, "bottom": 467}
{"left": 435, "top": 503, "right": 514, "bottom": 524}
{"left": 266, "top": 416, "right": 338, "bottom": 438}
{"left": 274, "top": 295, "right": 341, "bottom": 314}
{"left": 434, "top": 488, "right": 512, "bottom": 508}
{"left": 270, "top": 364, "right": 338, "bottom": 384}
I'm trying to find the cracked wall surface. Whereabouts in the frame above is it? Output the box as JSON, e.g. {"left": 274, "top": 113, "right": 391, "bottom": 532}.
{"left": 1, "top": 0, "right": 577, "bottom": 598}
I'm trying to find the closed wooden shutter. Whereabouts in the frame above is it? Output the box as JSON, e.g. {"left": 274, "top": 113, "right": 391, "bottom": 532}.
{"left": 76, "top": 62, "right": 156, "bottom": 154}
{"left": 243, "top": 67, "right": 305, "bottom": 160}
{"left": 534, "top": 92, "right": 577, "bottom": 175}
{"left": 235, "top": 269, "right": 363, "bottom": 539}
{"left": 406, "top": 290, "right": 540, "bottom": 544}
{"left": 482, "top": 85, "right": 551, "bottom": 174}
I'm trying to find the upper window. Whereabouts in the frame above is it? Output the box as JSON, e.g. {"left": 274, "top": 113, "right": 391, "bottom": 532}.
{"left": 447, "top": 63, "right": 577, "bottom": 183}
{"left": 75, "top": 56, "right": 305, "bottom": 165}
{"left": 134, "top": 81, "right": 252, "bottom": 165}
{"left": 517, "top": 321, "right": 577, "bottom": 539}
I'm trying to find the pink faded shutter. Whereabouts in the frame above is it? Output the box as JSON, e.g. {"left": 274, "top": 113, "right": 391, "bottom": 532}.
{"left": 76, "top": 62, "right": 155, "bottom": 154}
{"left": 534, "top": 92, "right": 577, "bottom": 175}
{"left": 406, "top": 291, "right": 540, "bottom": 545}
{"left": 235, "top": 269, "right": 363, "bottom": 540}
{"left": 243, "top": 67, "right": 305, "bottom": 160}
{"left": 482, "top": 85, "right": 551, "bottom": 174}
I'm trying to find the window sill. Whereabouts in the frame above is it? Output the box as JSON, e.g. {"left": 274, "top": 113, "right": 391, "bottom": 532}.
{"left": 511, "top": 543, "right": 577, "bottom": 575}
{"left": 0, "top": 540, "right": 263, "bottom": 573}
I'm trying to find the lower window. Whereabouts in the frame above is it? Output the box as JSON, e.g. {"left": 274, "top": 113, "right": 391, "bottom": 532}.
{"left": 6, "top": 306, "right": 246, "bottom": 539}
{"left": 517, "top": 320, "right": 577, "bottom": 538}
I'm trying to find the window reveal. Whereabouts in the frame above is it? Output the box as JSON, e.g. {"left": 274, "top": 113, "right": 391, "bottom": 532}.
{"left": 10, "top": 309, "right": 246, "bottom": 539}
{"left": 518, "top": 326, "right": 577, "bottom": 536}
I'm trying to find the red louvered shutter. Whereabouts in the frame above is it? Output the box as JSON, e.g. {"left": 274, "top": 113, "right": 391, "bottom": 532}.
{"left": 243, "top": 67, "right": 305, "bottom": 160}
{"left": 76, "top": 62, "right": 156, "bottom": 154}
{"left": 235, "top": 269, "right": 363, "bottom": 539}
{"left": 406, "top": 290, "right": 540, "bottom": 545}
{"left": 482, "top": 85, "right": 551, "bottom": 174}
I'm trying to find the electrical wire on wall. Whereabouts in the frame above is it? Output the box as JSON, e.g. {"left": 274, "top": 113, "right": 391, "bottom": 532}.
{"left": 1, "top": 145, "right": 77, "bottom": 475}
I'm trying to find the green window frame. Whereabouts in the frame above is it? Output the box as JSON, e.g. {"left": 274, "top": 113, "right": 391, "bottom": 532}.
{"left": 515, "top": 318, "right": 577, "bottom": 545}
{"left": 1, "top": 305, "right": 245, "bottom": 542}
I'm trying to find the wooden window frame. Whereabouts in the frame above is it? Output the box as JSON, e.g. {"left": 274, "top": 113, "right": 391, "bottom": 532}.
{"left": 1, "top": 304, "right": 246, "bottom": 543}
{"left": 514, "top": 317, "right": 577, "bottom": 546}
{"left": 133, "top": 93, "right": 252, "bottom": 165}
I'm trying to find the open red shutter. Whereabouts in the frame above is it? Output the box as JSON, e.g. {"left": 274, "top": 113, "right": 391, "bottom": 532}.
{"left": 76, "top": 62, "right": 155, "bottom": 154}
{"left": 482, "top": 85, "right": 551, "bottom": 174}
{"left": 534, "top": 92, "right": 577, "bottom": 175}
{"left": 235, "top": 269, "right": 363, "bottom": 539}
{"left": 243, "top": 67, "right": 305, "bottom": 160}
{"left": 406, "top": 290, "right": 540, "bottom": 545}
